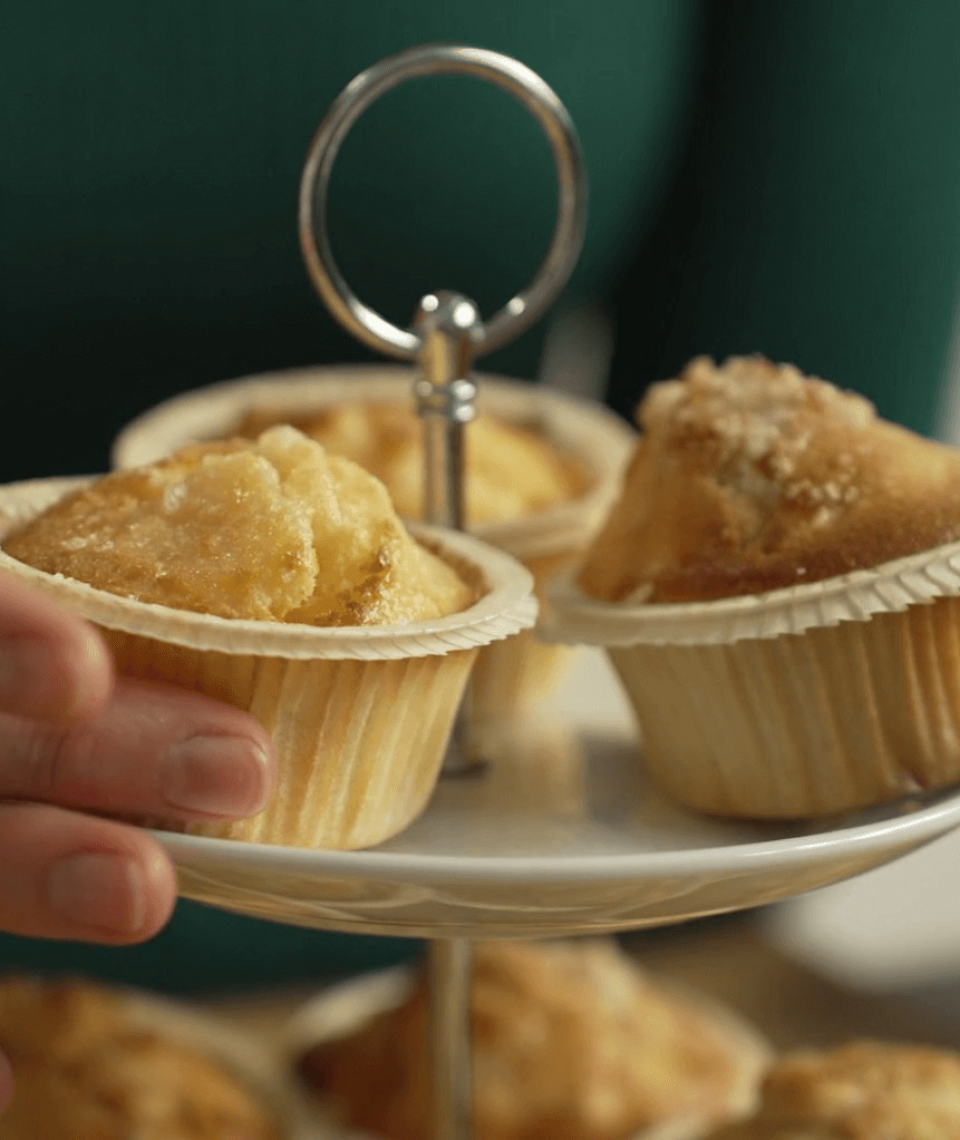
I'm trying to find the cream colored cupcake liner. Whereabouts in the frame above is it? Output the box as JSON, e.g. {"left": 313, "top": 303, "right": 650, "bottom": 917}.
{"left": 466, "top": 547, "right": 578, "bottom": 722}
{"left": 545, "top": 547, "right": 960, "bottom": 819}
{"left": 545, "top": 537, "right": 960, "bottom": 647}
{"left": 110, "top": 365, "right": 634, "bottom": 719}
{"left": 0, "top": 477, "right": 536, "bottom": 849}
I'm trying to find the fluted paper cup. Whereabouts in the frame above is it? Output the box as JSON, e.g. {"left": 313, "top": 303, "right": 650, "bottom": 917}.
{"left": 545, "top": 541, "right": 960, "bottom": 819}
{"left": 0, "top": 477, "right": 536, "bottom": 850}
{"left": 112, "top": 365, "right": 635, "bottom": 720}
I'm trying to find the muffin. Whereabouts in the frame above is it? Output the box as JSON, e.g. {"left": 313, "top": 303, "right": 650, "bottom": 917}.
{"left": 293, "top": 939, "right": 772, "bottom": 1140}
{"left": 0, "top": 975, "right": 286, "bottom": 1139}
{"left": 547, "top": 354, "right": 960, "bottom": 819}
{"left": 0, "top": 427, "right": 536, "bottom": 849}
{"left": 702, "top": 1040, "right": 960, "bottom": 1139}
{"left": 233, "top": 398, "right": 589, "bottom": 527}
{"left": 111, "top": 365, "right": 636, "bottom": 720}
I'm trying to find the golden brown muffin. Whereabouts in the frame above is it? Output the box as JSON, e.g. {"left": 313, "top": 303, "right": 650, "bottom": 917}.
{"left": 233, "top": 401, "right": 592, "bottom": 720}
{"left": 5, "top": 424, "right": 473, "bottom": 625}
{"left": 548, "top": 355, "right": 960, "bottom": 818}
{"left": 0, "top": 976, "right": 281, "bottom": 1139}
{"left": 578, "top": 355, "right": 960, "bottom": 604}
{"left": 297, "top": 940, "right": 771, "bottom": 1140}
{"left": 703, "top": 1040, "right": 960, "bottom": 1139}
{"left": 0, "top": 437, "right": 535, "bottom": 849}
{"left": 235, "top": 400, "right": 589, "bottom": 527}
{"left": 111, "top": 368, "right": 637, "bottom": 721}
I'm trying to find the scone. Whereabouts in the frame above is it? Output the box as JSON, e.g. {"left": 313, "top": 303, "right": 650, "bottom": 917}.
{"left": 0, "top": 975, "right": 283, "bottom": 1139}
{"left": 702, "top": 1040, "right": 960, "bottom": 1139}
{"left": 548, "top": 355, "right": 960, "bottom": 818}
{"left": 111, "top": 365, "right": 636, "bottom": 720}
{"left": 294, "top": 940, "right": 771, "bottom": 1140}
{"left": 0, "top": 428, "right": 536, "bottom": 849}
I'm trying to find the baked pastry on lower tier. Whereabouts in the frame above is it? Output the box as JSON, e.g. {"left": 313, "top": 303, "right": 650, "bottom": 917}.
{"left": 295, "top": 939, "right": 772, "bottom": 1140}
{"left": 0, "top": 429, "right": 536, "bottom": 849}
{"left": 0, "top": 976, "right": 283, "bottom": 1139}
{"left": 548, "top": 355, "right": 960, "bottom": 819}
{"left": 702, "top": 1040, "right": 960, "bottom": 1139}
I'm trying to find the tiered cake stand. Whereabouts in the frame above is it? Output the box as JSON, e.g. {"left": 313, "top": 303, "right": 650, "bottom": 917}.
{"left": 151, "top": 46, "right": 960, "bottom": 1140}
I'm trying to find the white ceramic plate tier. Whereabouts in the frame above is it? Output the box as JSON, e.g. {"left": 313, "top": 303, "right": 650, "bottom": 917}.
{"left": 152, "top": 651, "right": 960, "bottom": 939}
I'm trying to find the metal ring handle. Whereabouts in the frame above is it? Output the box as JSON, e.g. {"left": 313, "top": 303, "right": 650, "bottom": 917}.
{"left": 298, "top": 43, "right": 588, "bottom": 360}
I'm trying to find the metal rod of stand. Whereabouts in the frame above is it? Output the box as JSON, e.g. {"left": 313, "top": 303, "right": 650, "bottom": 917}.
{"left": 429, "top": 939, "right": 475, "bottom": 1140}
{"left": 296, "top": 45, "right": 588, "bottom": 1140}
{"left": 415, "top": 294, "right": 480, "bottom": 1140}
{"left": 413, "top": 290, "right": 480, "bottom": 531}
{"left": 414, "top": 296, "right": 480, "bottom": 1140}
{"left": 414, "top": 290, "right": 483, "bottom": 776}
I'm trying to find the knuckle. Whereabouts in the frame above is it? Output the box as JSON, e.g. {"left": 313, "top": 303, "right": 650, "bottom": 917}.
{"left": 9, "top": 717, "right": 94, "bottom": 803}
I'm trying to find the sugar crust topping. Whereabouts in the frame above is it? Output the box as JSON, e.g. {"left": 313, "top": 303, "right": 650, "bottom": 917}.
{"left": 0, "top": 976, "right": 280, "bottom": 1139}
{"left": 577, "top": 355, "right": 960, "bottom": 603}
{"left": 235, "top": 401, "right": 587, "bottom": 525}
{"left": 299, "top": 940, "right": 766, "bottom": 1140}
{"left": 4, "top": 426, "right": 474, "bottom": 625}
{"left": 706, "top": 1040, "right": 960, "bottom": 1139}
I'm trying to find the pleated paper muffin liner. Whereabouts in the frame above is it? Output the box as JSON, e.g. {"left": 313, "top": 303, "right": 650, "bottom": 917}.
{"left": 111, "top": 365, "right": 636, "bottom": 716}
{"left": 0, "top": 477, "right": 537, "bottom": 849}
{"left": 545, "top": 545, "right": 960, "bottom": 819}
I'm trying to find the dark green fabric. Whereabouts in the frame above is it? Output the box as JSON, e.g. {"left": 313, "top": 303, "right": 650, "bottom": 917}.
{"left": 0, "top": 901, "right": 419, "bottom": 994}
{"left": 0, "top": 0, "right": 698, "bottom": 484}
{"left": 3, "top": 0, "right": 960, "bottom": 992}
{"left": 609, "top": 0, "right": 960, "bottom": 434}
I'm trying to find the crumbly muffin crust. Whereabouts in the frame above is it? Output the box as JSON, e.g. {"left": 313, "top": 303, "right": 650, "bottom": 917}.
{"left": 298, "top": 940, "right": 768, "bottom": 1140}
{"left": 578, "top": 355, "right": 960, "bottom": 603}
{"left": 704, "top": 1040, "right": 960, "bottom": 1139}
{"left": 4, "top": 426, "right": 473, "bottom": 625}
{"left": 235, "top": 400, "right": 588, "bottom": 526}
{"left": 0, "top": 976, "right": 280, "bottom": 1140}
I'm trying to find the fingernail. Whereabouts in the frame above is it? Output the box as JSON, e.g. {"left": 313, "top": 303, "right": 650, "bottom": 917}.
{"left": 47, "top": 853, "right": 147, "bottom": 935}
{"left": 161, "top": 735, "right": 271, "bottom": 817}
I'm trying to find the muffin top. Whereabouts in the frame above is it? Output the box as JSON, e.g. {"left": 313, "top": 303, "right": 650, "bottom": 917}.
{"left": 297, "top": 939, "right": 769, "bottom": 1140}
{"left": 577, "top": 355, "right": 960, "bottom": 603}
{"left": 0, "top": 976, "right": 281, "bottom": 1140}
{"left": 4, "top": 426, "right": 474, "bottom": 625}
{"left": 234, "top": 400, "right": 588, "bottom": 526}
{"left": 703, "top": 1040, "right": 960, "bottom": 1140}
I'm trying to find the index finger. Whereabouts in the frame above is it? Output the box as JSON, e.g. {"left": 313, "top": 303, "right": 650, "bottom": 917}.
{"left": 0, "top": 572, "right": 113, "bottom": 723}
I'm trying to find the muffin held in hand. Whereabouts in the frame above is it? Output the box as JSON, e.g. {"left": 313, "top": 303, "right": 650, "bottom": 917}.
{"left": 0, "top": 976, "right": 282, "bottom": 1139}
{"left": 549, "top": 355, "right": 960, "bottom": 819}
{"left": 296, "top": 939, "right": 771, "bottom": 1140}
{"left": 112, "top": 366, "right": 637, "bottom": 721}
{"left": 703, "top": 1040, "right": 960, "bottom": 1139}
{"left": 0, "top": 428, "right": 535, "bottom": 849}
{"left": 6, "top": 424, "right": 473, "bottom": 624}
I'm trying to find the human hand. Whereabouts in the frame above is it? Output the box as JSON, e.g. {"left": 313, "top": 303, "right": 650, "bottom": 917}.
{"left": 0, "top": 572, "right": 276, "bottom": 1108}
